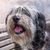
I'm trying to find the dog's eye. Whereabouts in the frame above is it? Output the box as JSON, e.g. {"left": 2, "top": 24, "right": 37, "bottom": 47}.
{"left": 22, "top": 8, "right": 31, "bottom": 17}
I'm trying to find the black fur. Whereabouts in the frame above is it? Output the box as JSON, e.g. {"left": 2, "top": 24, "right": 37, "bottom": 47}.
{"left": 22, "top": 7, "right": 31, "bottom": 17}
{"left": 15, "top": 43, "right": 22, "bottom": 50}
{"left": 32, "top": 13, "right": 46, "bottom": 49}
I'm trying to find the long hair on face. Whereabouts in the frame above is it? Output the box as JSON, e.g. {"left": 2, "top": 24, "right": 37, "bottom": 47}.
{"left": 18, "top": 7, "right": 46, "bottom": 49}
{"left": 20, "top": 7, "right": 46, "bottom": 49}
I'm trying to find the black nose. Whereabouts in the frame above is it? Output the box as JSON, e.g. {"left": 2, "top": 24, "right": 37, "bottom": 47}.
{"left": 13, "top": 15, "right": 20, "bottom": 23}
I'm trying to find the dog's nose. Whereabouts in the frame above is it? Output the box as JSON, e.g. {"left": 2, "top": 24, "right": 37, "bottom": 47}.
{"left": 13, "top": 15, "right": 20, "bottom": 23}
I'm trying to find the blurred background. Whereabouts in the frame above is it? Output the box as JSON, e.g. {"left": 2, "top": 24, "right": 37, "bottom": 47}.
{"left": 0, "top": 0, "right": 50, "bottom": 50}
{"left": 0, "top": 0, "right": 50, "bottom": 24}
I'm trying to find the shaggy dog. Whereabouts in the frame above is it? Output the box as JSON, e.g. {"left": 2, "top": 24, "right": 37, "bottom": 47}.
{"left": 5, "top": 6, "right": 48, "bottom": 50}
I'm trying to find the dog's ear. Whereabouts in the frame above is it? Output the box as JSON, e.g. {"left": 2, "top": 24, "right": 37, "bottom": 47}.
{"left": 5, "top": 10, "right": 13, "bottom": 24}
{"left": 33, "top": 13, "right": 46, "bottom": 49}
{"left": 35, "top": 12, "right": 46, "bottom": 31}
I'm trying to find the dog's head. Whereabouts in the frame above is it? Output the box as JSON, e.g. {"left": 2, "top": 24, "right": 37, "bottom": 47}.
{"left": 5, "top": 6, "right": 46, "bottom": 50}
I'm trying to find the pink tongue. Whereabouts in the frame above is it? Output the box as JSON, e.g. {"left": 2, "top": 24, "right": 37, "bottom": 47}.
{"left": 15, "top": 26, "right": 23, "bottom": 32}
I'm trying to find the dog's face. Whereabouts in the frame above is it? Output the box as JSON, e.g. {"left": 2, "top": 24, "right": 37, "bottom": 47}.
{"left": 6, "top": 6, "right": 46, "bottom": 50}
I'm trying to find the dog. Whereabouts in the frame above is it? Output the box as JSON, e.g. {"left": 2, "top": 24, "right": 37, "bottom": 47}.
{"left": 5, "top": 6, "right": 48, "bottom": 50}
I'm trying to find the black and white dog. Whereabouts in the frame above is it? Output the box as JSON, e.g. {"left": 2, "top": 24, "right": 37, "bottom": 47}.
{"left": 6, "top": 6, "right": 48, "bottom": 50}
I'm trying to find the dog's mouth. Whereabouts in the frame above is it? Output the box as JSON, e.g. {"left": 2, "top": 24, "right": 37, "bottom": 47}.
{"left": 14, "top": 24, "right": 26, "bottom": 34}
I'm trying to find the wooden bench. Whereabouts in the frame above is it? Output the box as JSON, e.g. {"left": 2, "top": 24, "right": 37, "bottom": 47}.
{"left": 0, "top": 24, "right": 15, "bottom": 50}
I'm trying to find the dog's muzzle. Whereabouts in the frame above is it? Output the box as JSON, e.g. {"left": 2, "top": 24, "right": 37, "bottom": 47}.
{"left": 12, "top": 15, "right": 26, "bottom": 35}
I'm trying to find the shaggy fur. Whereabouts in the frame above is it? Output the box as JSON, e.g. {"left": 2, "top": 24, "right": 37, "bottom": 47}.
{"left": 6, "top": 6, "right": 48, "bottom": 50}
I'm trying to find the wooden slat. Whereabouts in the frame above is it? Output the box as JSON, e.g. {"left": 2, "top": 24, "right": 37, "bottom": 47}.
{"left": 0, "top": 43, "right": 15, "bottom": 50}
{"left": 0, "top": 24, "right": 6, "bottom": 32}
{"left": 0, "top": 38, "right": 13, "bottom": 47}
{"left": 0, "top": 32, "right": 8, "bottom": 37}
{"left": 0, "top": 32, "right": 10, "bottom": 41}
{"left": 46, "top": 21, "right": 50, "bottom": 24}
